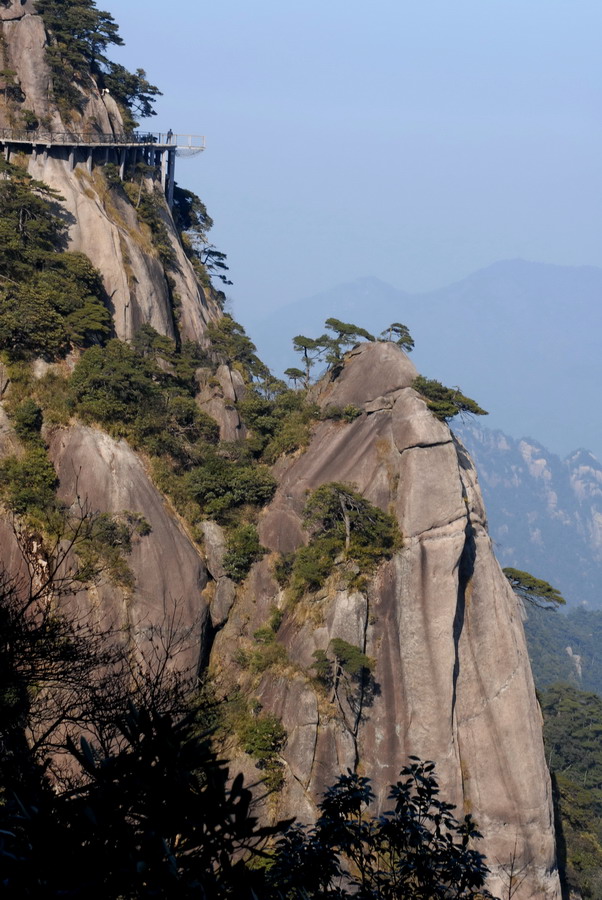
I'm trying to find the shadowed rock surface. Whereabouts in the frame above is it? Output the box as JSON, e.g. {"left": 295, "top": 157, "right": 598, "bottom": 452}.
{"left": 212, "top": 342, "right": 560, "bottom": 899}
{"left": 47, "top": 425, "right": 210, "bottom": 672}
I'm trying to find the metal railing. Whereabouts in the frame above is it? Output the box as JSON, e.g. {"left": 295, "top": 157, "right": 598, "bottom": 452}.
{"left": 0, "top": 129, "right": 206, "bottom": 149}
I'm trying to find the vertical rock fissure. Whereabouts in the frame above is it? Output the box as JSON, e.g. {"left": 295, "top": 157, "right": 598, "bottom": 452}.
{"left": 352, "top": 590, "right": 371, "bottom": 772}
{"left": 451, "top": 514, "right": 476, "bottom": 724}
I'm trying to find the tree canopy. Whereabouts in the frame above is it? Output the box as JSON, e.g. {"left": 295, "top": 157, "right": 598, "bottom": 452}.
{"left": 267, "top": 760, "right": 494, "bottom": 899}
{"left": 381, "top": 321, "right": 415, "bottom": 352}
{"left": 503, "top": 567, "right": 565, "bottom": 610}
{"left": 0, "top": 160, "right": 110, "bottom": 359}
{"left": 412, "top": 375, "right": 488, "bottom": 422}
{"left": 35, "top": 0, "right": 161, "bottom": 124}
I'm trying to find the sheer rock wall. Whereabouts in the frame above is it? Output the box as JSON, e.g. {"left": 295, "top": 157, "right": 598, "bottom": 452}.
{"left": 0, "top": 0, "right": 220, "bottom": 342}
{"left": 212, "top": 342, "right": 561, "bottom": 899}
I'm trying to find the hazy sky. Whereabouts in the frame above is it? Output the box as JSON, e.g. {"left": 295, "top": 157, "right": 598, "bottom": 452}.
{"left": 106, "top": 0, "right": 602, "bottom": 315}
{"left": 101, "top": 1, "right": 602, "bottom": 459}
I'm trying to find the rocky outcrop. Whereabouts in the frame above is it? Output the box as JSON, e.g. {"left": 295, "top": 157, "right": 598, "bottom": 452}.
{"left": 196, "top": 364, "right": 247, "bottom": 442}
{"left": 0, "top": 0, "right": 221, "bottom": 342}
{"left": 47, "top": 425, "right": 210, "bottom": 671}
{"left": 212, "top": 342, "right": 560, "bottom": 899}
{"left": 0, "top": 0, "right": 122, "bottom": 134}
{"left": 0, "top": 6, "right": 561, "bottom": 892}
{"left": 25, "top": 156, "right": 218, "bottom": 343}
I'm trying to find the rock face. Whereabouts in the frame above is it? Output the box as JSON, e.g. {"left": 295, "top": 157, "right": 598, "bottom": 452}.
{"left": 0, "top": 0, "right": 221, "bottom": 342}
{"left": 26, "top": 155, "right": 219, "bottom": 343}
{"left": 0, "top": 5, "right": 561, "bottom": 893}
{"left": 213, "top": 342, "right": 560, "bottom": 899}
{"left": 47, "top": 425, "right": 210, "bottom": 672}
{"left": 0, "top": 0, "right": 124, "bottom": 135}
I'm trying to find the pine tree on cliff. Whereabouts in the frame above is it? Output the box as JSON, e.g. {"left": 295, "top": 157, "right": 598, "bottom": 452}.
{"left": 35, "top": 0, "right": 161, "bottom": 124}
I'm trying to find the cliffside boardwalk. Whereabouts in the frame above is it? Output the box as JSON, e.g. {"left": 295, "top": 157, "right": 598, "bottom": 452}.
{"left": 0, "top": 129, "right": 205, "bottom": 207}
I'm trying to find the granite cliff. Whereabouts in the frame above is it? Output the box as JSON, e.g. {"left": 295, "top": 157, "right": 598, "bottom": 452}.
{"left": 0, "top": 0, "right": 217, "bottom": 342}
{"left": 0, "top": 2, "right": 561, "bottom": 896}
{"left": 209, "top": 343, "right": 560, "bottom": 898}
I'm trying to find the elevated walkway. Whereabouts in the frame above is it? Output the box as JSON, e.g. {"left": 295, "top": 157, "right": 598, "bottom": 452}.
{"left": 0, "top": 130, "right": 205, "bottom": 206}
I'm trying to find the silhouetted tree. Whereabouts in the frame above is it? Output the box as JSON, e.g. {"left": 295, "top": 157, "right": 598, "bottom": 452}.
{"left": 266, "top": 759, "right": 495, "bottom": 899}
{"left": 381, "top": 321, "right": 414, "bottom": 352}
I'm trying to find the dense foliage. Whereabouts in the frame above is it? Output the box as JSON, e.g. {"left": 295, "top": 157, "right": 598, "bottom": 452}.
{"left": 237, "top": 381, "right": 319, "bottom": 463}
{"left": 412, "top": 375, "right": 488, "bottom": 422}
{"left": 68, "top": 332, "right": 277, "bottom": 529}
{"left": 268, "top": 760, "right": 493, "bottom": 899}
{"left": 540, "top": 684, "right": 602, "bottom": 898}
{"left": 524, "top": 605, "right": 602, "bottom": 695}
{"left": 223, "top": 524, "right": 266, "bottom": 582}
{"left": 278, "top": 483, "right": 401, "bottom": 600}
{"left": 0, "top": 160, "right": 110, "bottom": 358}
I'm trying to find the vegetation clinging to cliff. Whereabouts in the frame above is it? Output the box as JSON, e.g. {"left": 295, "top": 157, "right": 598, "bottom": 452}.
{"left": 35, "top": 0, "right": 161, "bottom": 124}
{"left": 279, "top": 483, "right": 401, "bottom": 599}
{"left": 0, "top": 160, "right": 110, "bottom": 359}
{"left": 504, "top": 567, "right": 565, "bottom": 610}
{"left": 412, "top": 375, "right": 488, "bottom": 422}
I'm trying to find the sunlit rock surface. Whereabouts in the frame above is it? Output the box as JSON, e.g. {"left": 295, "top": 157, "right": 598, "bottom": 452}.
{"left": 214, "top": 342, "right": 560, "bottom": 899}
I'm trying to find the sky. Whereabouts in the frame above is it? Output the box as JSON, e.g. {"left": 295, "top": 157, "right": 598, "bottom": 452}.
{"left": 103, "top": 0, "right": 602, "bottom": 456}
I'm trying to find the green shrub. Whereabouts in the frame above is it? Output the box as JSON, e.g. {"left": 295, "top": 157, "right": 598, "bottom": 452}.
{"left": 248, "top": 640, "right": 287, "bottom": 674}
{"left": 273, "top": 552, "right": 295, "bottom": 587}
{"left": 412, "top": 375, "right": 487, "bottom": 422}
{"left": 330, "top": 638, "right": 374, "bottom": 679}
{"left": 183, "top": 459, "right": 276, "bottom": 522}
{"left": 70, "top": 340, "right": 161, "bottom": 429}
{"left": 74, "top": 510, "right": 151, "bottom": 588}
{"left": 311, "top": 649, "right": 332, "bottom": 687}
{"left": 33, "top": 371, "right": 71, "bottom": 426}
{"left": 0, "top": 446, "right": 57, "bottom": 520}
{"left": 239, "top": 713, "right": 286, "bottom": 791}
{"left": 206, "top": 315, "right": 266, "bottom": 380}
{"left": 283, "top": 484, "right": 401, "bottom": 600}
{"left": 320, "top": 404, "right": 362, "bottom": 422}
{"left": 238, "top": 386, "right": 318, "bottom": 463}
{"left": 0, "top": 163, "right": 110, "bottom": 359}
{"left": 289, "top": 535, "right": 341, "bottom": 599}
{"left": 222, "top": 524, "right": 266, "bottom": 582}
{"left": 311, "top": 641, "right": 373, "bottom": 691}
{"left": 268, "top": 607, "right": 284, "bottom": 633}
{"left": 12, "top": 399, "right": 43, "bottom": 441}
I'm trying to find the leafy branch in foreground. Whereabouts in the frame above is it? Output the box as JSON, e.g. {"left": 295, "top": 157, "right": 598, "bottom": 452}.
{"left": 266, "top": 759, "right": 495, "bottom": 899}
{"left": 412, "top": 375, "right": 488, "bottom": 422}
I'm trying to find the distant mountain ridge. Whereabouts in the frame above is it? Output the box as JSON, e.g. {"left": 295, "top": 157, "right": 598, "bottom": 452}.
{"left": 237, "top": 259, "right": 602, "bottom": 462}
{"left": 454, "top": 422, "right": 602, "bottom": 607}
